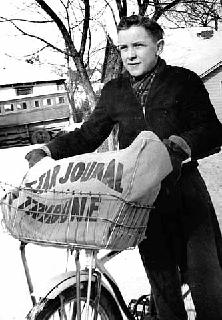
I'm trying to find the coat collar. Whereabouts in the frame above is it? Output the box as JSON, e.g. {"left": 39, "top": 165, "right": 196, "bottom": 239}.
{"left": 121, "top": 58, "right": 167, "bottom": 104}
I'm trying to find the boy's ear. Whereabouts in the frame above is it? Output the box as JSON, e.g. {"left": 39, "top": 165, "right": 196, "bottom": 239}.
{"left": 157, "top": 39, "right": 164, "bottom": 55}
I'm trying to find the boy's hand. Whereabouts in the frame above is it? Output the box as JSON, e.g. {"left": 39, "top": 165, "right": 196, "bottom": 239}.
{"left": 25, "top": 149, "right": 47, "bottom": 168}
{"left": 163, "top": 138, "right": 190, "bottom": 184}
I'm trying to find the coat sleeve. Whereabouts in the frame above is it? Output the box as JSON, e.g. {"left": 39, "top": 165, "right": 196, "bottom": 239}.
{"left": 178, "top": 71, "right": 222, "bottom": 159}
{"left": 46, "top": 82, "right": 116, "bottom": 160}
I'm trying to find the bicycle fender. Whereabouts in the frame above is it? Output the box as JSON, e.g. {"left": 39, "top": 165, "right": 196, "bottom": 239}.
{"left": 29, "top": 270, "right": 129, "bottom": 320}
{"left": 36, "top": 270, "right": 94, "bottom": 299}
{"left": 36, "top": 270, "right": 114, "bottom": 301}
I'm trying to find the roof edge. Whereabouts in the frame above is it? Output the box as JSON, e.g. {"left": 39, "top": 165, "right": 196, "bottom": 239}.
{"left": 0, "top": 78, "right": 66, "bottom": 88}
{"left": 200, "top": 60, "right": 222, "bottom": 78}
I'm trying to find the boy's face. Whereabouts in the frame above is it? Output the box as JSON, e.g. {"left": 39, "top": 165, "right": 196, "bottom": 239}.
{"left": 118, "top": 25, "right": 163, "bottom": 77}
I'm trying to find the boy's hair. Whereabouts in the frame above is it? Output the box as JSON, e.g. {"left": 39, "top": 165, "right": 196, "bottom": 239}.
{"left": 117, "top": 15, "right": 164, "bottom": 42}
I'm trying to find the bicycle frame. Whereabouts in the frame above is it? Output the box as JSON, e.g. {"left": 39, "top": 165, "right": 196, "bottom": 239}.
{"left": 21, "top": 243, "right": 135, "bottom": 320}
{"left": 22, "top": 242, "right": 195, "bottom": 320}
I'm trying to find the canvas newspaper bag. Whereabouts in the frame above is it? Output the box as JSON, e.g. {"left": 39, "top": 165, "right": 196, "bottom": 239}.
{"left": 1, "top": 131, "right": 172, "bottom": 249}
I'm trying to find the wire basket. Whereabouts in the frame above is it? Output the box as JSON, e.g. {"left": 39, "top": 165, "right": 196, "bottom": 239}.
{"left": 0, "top": 183, "right": 152, "bottom": 251}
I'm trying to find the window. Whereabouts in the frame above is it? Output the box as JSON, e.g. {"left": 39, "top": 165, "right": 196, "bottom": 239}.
{"left": 57, "top": 96, "right": 65, "bottom": 104}
{"left": 17, "top": 102, "right": 27, "bottom": 110}
{"left": 34, "top": 100, "right": 40, "bottom": 108}
{"left": 43, "top": 98, "right": 52, "bottom": 106}
{"left": 47, "top": 98, "right": 52, "bottom": 105}
{"left": 4, "top": 104, "right": 14, "bottom": 112}
{"left": 16, "top": 86, "right": 33, "bottom": 96}
{"left": 57, "top": 84, "right": 65, "bottom": 91}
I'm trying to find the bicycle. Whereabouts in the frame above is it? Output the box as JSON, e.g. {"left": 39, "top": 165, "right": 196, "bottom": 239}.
{"left": 0, "top": 182, "right": 196, "bottom": 320}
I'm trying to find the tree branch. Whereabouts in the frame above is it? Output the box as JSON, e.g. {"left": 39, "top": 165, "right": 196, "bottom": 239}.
{"left": 34, "top": 0, "right": 80, "bottom": 59}
{"left": 103, "top": 0, "right": 118, "bottom": 27}
{"left": 7, "top": 18, "right": 67, "bottom": 55}
{"left": 0, "top": 16, "right": 53, "bottom": 23}
{"left": 79, "top": 0, "right": 90, "bottom": 58}
{"left": 137, "top": 0, "right": 150, "bottom": 15}
{"left": 24, "top": 44, "right": 49, "bottom": 58}
{"left": 34, "top": 0, "right": 96, "bottom": 107}
{"left": 164, "top": 0, "right": 185, "bottom": 11}
{"left": 152, "top": 0, "right": 182, "bottom": 20}
{"left": 115, "top": 0, "right": 127, "bottom": 19}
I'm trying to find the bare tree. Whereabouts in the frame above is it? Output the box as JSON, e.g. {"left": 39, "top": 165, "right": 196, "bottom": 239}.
{"left": 34, "top": 0, "right": 97, "bottom": 111}
{"left": 164, "top": 0, "right": 222, "bottom": 30}
{"left": 1, "top": 0, "right": 221, "bottom": 111}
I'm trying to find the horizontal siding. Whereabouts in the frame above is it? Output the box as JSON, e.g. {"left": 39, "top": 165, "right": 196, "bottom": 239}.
{"left": 0, "top": 104, "right": 70, "bottom": 127}
{"left": 203, "top": 68, "right": 222, "bottom": 123}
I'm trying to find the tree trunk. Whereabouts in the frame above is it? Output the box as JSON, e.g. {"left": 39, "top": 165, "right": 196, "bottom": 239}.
{"left": 35, "top": 0, "right": 97, "bottom": 111}
{"left": 101, "top": 36, "right": 123, "bottom": 84}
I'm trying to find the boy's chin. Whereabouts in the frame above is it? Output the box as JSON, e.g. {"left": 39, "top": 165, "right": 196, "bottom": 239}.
{"left": 129, "top": 71, "right": 147, "bottom": 78}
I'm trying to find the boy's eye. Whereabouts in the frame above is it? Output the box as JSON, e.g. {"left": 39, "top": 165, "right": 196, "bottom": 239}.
{"left": 134, "top": 43, "right": 143, "bottom": 48}
{"left": 118, "top": 45, "right": 127, "bottom": 51}
{"left": 118, "top": 43, "right": 145, "bottom": 51}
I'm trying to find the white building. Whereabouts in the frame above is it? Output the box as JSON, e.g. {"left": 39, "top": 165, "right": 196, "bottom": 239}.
{"left": 162, "top": 27, "right": 222, "bottom": 123}
{"left": 0, "top": 63, "right": 70, "bottom": 148}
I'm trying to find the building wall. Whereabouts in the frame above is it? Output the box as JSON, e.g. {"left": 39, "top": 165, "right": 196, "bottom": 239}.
{"left": 203, "top": 66, "right": 222, "bottom": 123}
{"left": 0, "top": 81, "right": 65, "bottom": 102}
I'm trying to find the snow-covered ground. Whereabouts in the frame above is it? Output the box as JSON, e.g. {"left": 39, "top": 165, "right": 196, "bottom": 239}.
{"left": 198, "top": 150, "right": 222, "bottom": 228}
{"left": 0, "top": 145, "right": 221, "bottom": 319}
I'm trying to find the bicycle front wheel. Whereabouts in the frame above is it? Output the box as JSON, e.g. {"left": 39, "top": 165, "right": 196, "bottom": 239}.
{"left": 27, "top": 280, "right": 123, "bottom": 320}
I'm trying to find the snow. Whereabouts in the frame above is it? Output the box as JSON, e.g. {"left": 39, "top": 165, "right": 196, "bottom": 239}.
{"left": 198, "top": 151, "right": 222, "bottom": 227}
{"left": 0, "top": 61, "right": 63, "bottom": 87}
{"left": 161, "top": 28, "right": 222, "bottom": 76}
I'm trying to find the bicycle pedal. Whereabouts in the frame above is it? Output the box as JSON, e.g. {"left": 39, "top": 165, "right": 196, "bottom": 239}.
{"left": 128, "top": 295, "right": 151, "bottom": 319}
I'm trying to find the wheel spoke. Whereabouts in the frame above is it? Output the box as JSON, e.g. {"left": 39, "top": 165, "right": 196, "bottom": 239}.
{"left": 26, "top": 283, "right": 123, "bottom": 320}
{"left": 71, "top": 300, "right": 77, "bottom": 320}
{"left": 44, "top": 298, "right": 110, "bottom": 320}
{"left": 59, "top": 295, "right": 68, "bottom": 320}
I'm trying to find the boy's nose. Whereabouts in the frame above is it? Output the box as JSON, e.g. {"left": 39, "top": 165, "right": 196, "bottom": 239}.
{"left": 127, "top": 47, "right": 137, "bottom": 59}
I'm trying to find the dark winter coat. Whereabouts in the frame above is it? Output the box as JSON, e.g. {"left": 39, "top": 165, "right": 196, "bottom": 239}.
{"left": 47, "top": 58, "right": 222, "bottom": 161}
{"left": 47, "top": 59, "right": 222, "bottom": 273}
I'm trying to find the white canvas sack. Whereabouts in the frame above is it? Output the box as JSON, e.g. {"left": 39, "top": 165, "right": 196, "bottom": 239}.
{"left": 1, "top": 131, "right": 172, "bottom": 249}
